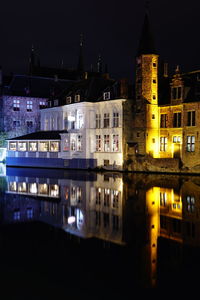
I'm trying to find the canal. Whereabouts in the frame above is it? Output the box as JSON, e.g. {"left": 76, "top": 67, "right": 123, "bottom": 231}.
{"left": 0, "top": 164, "right": 199, "bottom": 295}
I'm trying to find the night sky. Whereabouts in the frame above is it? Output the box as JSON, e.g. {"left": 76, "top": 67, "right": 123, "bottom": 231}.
{"left": 1, "top": 0, "right": 200, "bottom": 82}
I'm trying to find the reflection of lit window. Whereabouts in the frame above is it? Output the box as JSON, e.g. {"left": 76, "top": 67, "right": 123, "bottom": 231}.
{"left": 18, "top": 182, "right": 27, "bottom": 193}
{"left": 104, "top": 189, "right": 110, "bottom": 206}
{"left": 63, "top": 138, "right": 70, "bottom": 151}
{"left": 29, "top": 183, "right": 37, "bottom": 194}
{"left": 29, "top": 142, "right": 37, "bottom": 151}
{"left": 112, "top": 190, "right": 119, "bottom": 208}
{"left": 18, "top": 142, "right": 27, "bottom": 151}
{"left": 187, "top": 196, "right": 195, "bottom": 213}
{"left": 76, "top": 209, "right": 84, "bottom": 230}
{"left": 9, "top": 142, "right": 17, "bottom": 151}
{"left": 71, "top": 138, "right": 76, "bottom": 151}
{"left": 77, "top": 135, "right": 82, "bottom": 151}
{"left": 39, "top": 141, "right": 49, "bottom": 152}
{"left": 13, "top": 210, "right": 20, "bottom": 220}
{"left": 96, "top": 188, "right": 101, "bottom": 204}
{"left": 50, "top": 141, "right": 60, "bottom": 152}
{"left": 160, "top": 192, "right": 167, "bottom": 206}
{"left": 50, "top": 184, "right": 59, "bottom": 197}
{"left": 27, "top": 208, "right": 33, "bottom": 219}
{"left": 77, "top": 187, "right": 82, "bottom": 202}
{"left": 10, "top": 182, "right": 17, "bottom": 191}
{"left": 38, "top": 183, "right": 48, "bottom": 195}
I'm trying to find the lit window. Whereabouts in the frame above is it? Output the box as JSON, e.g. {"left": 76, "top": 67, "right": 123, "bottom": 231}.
{"left": 77, "top": 113, "right": 84, "bottom": 129}
{"left": 66, "top": 96, "right": 72, "bottom": 104}
{"left": 18, "top": 142, "right": 27, "bottom": 151}
{"left": 29, "top": 142, "right": 37, "bottom": 151}
{"left": 187, "top": 111, "right": 195, "bottom": 126}
{"left": 38, "top": 183, "right": 48, "bottom": 195}
{"left": 9, "top": 142, "right": 17, "bottom": 151}
{"left": 39, "top": 141, "right": 49, "bottom": 152}
{"left": 103, "top": 92, "right": 110, "bottom": 100}
{"left": 113, "top": 112, "right": 119, "bottom": 127}
{"left": 104, "top": 135, "right": 110, "bottom": 151}
{"left": 186, "top": 196, "right": 195, "bottom": 213}
{"left": 187, "top": 136, "right": 195, "bottom": 152}
{"left": 173, "top": 136, "right": 181, "bottom": 143}
{"left": 39, "top": 101, "right": 46, "bottom": 109}
{"left": 77, "top": 135, "right": 82, "bottom": 151}
{"left": 29, "top": 183, "right": 37, "bottom": 194}
{"left": 96, "top": 135, "right": 101, "bottom": 151}
{"left": 50, "top": 141, "right": 60, "bottom": 152}
{"left": 75, "top": 94, "right": 80, "bottom": 102}
{"left": 18, "top": 182, "right": 27, "bottom": 193}
{"left": 71, "top": 137, "right": 76, "bottom": 151}
{"left": 13, "top": 99, "right": 20, "bottom": 111}
{"left": 50, "top": 184, "right": 59, "bottom": 197}
{"left": 112, "top": 134, "right": 119, "bottom": 152}
{"left": 13, "top": 210, "right": 20, "bottom": 221}
{"left": 96, "top": 114, "right": 101, "bottom": 128}
{"left": 68, "top": 115, "right": 75, "bottom": 129}
{"left": 160, "top": 137, "right": 167, "bottom": 152}
{"left": 27, "top": 100, "right": 33, "bottom": 112}
{"left": 160, "top": 192, "right": 167, "bottom": 206}
{"left": 9, "top": 182, "right": 17, "bottom": 191}
{"left": 103, "top": 113, "right": 110, "bottom": 128}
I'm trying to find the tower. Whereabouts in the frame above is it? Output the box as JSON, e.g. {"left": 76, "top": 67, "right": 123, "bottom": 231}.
{"left": 134, "top": 4, "right": 159, "bottom": 157}
{"left": 77, "top": 33, "right": 84, "bottom": 75}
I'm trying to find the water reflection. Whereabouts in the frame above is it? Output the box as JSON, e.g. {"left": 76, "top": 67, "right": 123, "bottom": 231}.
{"left": 1, "top": 167, "right": 200, "bottom": 288}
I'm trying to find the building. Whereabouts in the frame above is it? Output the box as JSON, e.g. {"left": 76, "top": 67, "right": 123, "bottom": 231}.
{"left": 6, "top": 76, "right": 131, "bottom": 169}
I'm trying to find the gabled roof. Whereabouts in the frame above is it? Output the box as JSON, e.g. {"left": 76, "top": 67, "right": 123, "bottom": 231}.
{"left": 8, "top": 130, "right": 68, "bottom": 141}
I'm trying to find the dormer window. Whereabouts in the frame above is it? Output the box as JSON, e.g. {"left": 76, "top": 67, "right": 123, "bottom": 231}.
{"left": 54, "top": 99, "right": 59, "bottom": 106}
{"left": 172, "top": 87, "right": 182, "bottom": 100}
{"left": 66, "top": 96, "right": 72, "bottom": 104}
{"left": 75, "top": 94, "right": 80, "bottom": 102}
{"left": 103, "top": 92, "right": 110, "bottom": 100}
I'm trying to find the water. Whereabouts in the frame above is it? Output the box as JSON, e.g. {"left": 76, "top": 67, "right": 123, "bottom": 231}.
{"left": 0, "top": 165, "right": 200, "bottom": 295}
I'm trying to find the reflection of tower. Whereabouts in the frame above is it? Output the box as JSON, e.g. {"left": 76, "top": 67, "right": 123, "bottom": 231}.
{"left": 134, "top": 5, "right": 159, "bottom": 157}
{"left": 143, "top": 187, "right": 160, "bottom": 288}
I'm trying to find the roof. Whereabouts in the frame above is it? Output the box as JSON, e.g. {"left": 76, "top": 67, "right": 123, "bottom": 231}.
{"left": 8, "top": 130, "right": 68, "bottom": 141}
{"left": 137, "top": 11, "right": 156, "bottom": 56}
{"left": 3, "top": 74, "right": 73, "bottom": 98}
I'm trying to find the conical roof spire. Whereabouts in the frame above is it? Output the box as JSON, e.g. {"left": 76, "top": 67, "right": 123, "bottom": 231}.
{"left": 137, "top": 2, "right": 156, "bottom": 56}
{"left": 77, "top": 33, "right": 84, "bottom": 73}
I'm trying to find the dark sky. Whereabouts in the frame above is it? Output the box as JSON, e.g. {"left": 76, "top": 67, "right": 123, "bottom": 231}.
{"left": 1, "top": 0, "right": 200, "bottom": 82}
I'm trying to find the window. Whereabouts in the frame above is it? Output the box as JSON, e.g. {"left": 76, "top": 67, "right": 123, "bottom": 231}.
{"left": 13, "top": 120, "right": 20, "bottom": 127}
{"left": 153, "top": 79, "right": 156, "bottom": 84}
{"left": 18, "top": 182, "right": 27, "bottom": 193}
{"left": 63, "top": 138, "right": 70, "bottom": 151}
{"left": 96, "top": 135, "right": 101, "bottom": 151}
{"left": 153, "top": 62, "right": 157, "bottom": 68}
{"left": 173, "top": 112, "right": 181, "bottom": 127}
{"left": 187, "top": 136, "right": 195, "bottom": 152}
{"left": 54, "top": 99, "right": 59, "bottom": 106}
{"left": 68, "top": 114, "right": 75, "bottom": 129}
{"left": 160, "top": 114, "right": 167, "bottom": 128}
{"left": 26, "top": 121, "right": 33, "bottom": 127}
{"left": 96, "top": 188, "right": 101, "bottom": 204}
{"left": 50, "top": 141, "right": 59, "bottom": 152}
{"left": 113, "top": 112, "right": 119, "bottom": 127}
{"left": 13, "top": 99, "right": 20, "bottom": 111}
{"left": 104, "top": 135, "right": 110, "bottom": 151}
{"left": 29, "top": 142, "right": 37, "bottom": 151}
{"left": 75, "top": 94, "right": 80, "bottom": 102}
{"left": 96, "top": 114, "right": 101, "bottom": 128}
{"left": 29, "top": 183, "right": 37, "bottom": 194}
{"left": 9, "top": 142, "right": 17, "bottom": 151}
{"left": 70, "top": 137, "right": 76, "bottom": 151}
{"left": 103, "top": 92, "right": 110, "bottom": 100}
{"left": 152, "top": 114, "right": 155, "bottom": 119}
{"left": 112, "top": 190, "right": 119, "bottom": 208}
{"left": 38, "top": 183, "right": 48, "bottom": 195}
{"left": 50, "top": 184, "right": 59, "bottom": 197}
{"left": 27, "top": 100, "right": 33, "bottom": 112}
{"left": 39, "top": 141, "right": 49, "bottom": 152}
{"left": 39, "top": 101, "right": 46, "bottom": 109}
{"left": 18, "top": 142, "right": 27, "bottom": 151}
{"left": 104, "top": 160, "right": 109, "bottom": 166}
{"left": 153, "top": 95, "right": 156, "bottom": 100}
{"left": 13, "top": 210, "right": 20, "bottom": 221}
{"left": 27, "top": 208, "right": 33, "bottom": 219}
{"left": 173, "top": 136, "right": 181, "bottom": 143}
{"left": 112, "top": 134, "right": 119, "bottom": 152}
{"left": 66, "top": 96, "right": 72, "bottom": 104}
{"left": 160, "top": 137, "right": 167, "bottom": 151}
{"left": 103, "top": 113, "right": 110, "bottom": 128}
{"left": 172, "top": 87, "right": 182, "bottom": 100}
{"left": 77, "top": 135, "right": 82, "bottom": 151}
{"left": 187, "top": 111, "right": 195, "bottom": 126}
{"left": 104, "top": 189, "right": 110, "bottom": 206}
{"left": 77, "top": 113, "right": 84, "bottom": 129}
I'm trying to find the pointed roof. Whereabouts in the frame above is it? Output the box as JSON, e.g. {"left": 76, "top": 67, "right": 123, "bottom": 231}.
{"left": 137, "top": 8, "right": 156, "bottom": 56}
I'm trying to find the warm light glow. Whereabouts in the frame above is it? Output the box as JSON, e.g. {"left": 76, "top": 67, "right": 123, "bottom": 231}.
{"left": 68, "top": 216, "right": 76, "bottom": 224}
